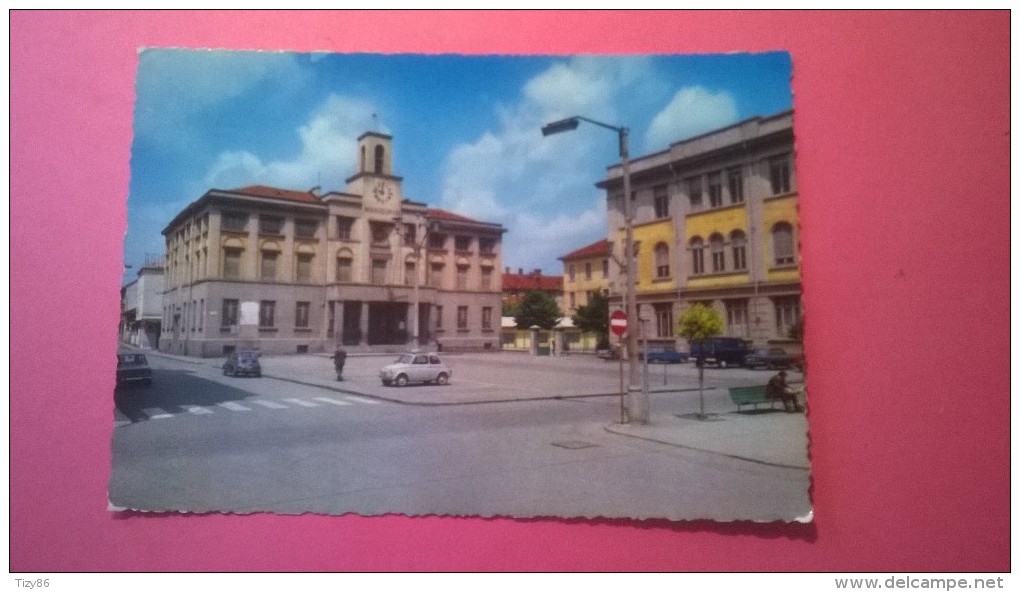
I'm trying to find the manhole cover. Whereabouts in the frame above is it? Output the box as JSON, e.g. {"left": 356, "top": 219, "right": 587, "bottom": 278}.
{"left": 552, "top": 440, "right": 599, "bottom": 450}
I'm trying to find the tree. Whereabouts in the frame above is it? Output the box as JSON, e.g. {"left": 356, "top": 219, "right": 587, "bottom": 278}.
{"left": 572, "top": 291, "right": 610, "bottom": 347}
{"left": 514, "top": 290, "right": 561, "bottom": 330}
{"left": 676, "top": 303, "right": 724, "bottom": 420}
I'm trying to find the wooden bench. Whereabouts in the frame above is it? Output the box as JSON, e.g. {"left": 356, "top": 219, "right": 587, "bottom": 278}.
{"left": 728, "top": 385, "right": 785, "bottom": 412}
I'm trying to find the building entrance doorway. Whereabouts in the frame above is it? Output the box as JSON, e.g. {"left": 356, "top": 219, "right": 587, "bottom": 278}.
{"left": 368, "top": 302, "right": 409, "bottom": 346}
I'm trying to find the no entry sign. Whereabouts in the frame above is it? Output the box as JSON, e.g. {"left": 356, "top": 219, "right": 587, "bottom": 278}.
{"left": 610, "top": 310, "right": 628, "bottom": 336}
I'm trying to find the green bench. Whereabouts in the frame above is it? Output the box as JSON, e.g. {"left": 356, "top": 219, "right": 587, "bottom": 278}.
{"left": 728, "top": 385, "right": 784, "bottom": 412}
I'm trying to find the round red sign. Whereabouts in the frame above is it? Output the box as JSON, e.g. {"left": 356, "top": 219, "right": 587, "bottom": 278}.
{"left": 610, "top": 310, "right": 628, "bottom": 336}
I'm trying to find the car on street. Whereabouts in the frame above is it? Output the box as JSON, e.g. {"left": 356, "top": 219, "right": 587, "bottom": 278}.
{"left": 743, "top": 347, "right": 796, "bottom": 370}
{"left": 690, "top": 337, "right": 751, "bottom": 368}
{"left": 596, "top": 346, "right": 621, "bottom": 361}
{"left": 380, "top": 353, "right": 452, "bottom": 387}
{"left": 222, "top": 350, "right": 262, "bottom": 377}
{"left": 638, "top": 346, "right": 689, "bottom": 364}
{"left": 116, "top": 353, "right": 153, "bottom": 386}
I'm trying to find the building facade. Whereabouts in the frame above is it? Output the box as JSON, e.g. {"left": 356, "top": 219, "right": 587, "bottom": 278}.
{"left": 558, "top": 238, "right": 611, "bottom": 317}
{"left": 501, "top": 268, "right": 564, "bottom": 313}
{"left": 159, "top": 132, "right": 505, "bottom": 357}
{"left": 598, "top": 110, "right": 802, "bottom": 353}
{"left": 120, "top": 258, "right": 165, "bottom": 349}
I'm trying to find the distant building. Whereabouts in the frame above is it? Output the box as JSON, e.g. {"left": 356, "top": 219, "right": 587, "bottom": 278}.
{"left": 597, "top": 110, "right": 802, "bottom": 353}
{"left": 501, "top": 267, "right": 564, "bottom": 313}
{"left": 558, "top": 238, "right": 611, "bottom": 317}
{"left": 120, "top": 257, "right": 165, "bottom": 349}
{"left": 159, "top": 132, "right": 505, "bottom": 357}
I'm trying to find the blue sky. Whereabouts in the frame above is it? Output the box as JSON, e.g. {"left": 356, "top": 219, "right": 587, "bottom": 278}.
{"left": 125, "top": 50, "right": 792, "bottom": 282}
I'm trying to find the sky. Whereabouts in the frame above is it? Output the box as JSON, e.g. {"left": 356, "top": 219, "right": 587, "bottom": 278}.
{"left": 124, "top": 50, "right": 792, "bottom": 283}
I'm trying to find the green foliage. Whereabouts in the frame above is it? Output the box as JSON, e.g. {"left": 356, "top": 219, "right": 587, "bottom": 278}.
{"left": 572, "top": 291, "right": 610, "bottom": 340}
{"left": 676, "top": 303, "right": 724, "bottom": 342}
{"left": 515, "top": 290, "right": 562, "bottom": 330}
{"left": 502, "top": 300, "right": 519, "bottom": 318}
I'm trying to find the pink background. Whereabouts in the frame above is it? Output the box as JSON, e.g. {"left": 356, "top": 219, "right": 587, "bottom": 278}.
{"left": 10, "top": 11, "right": 1010, "bottom": 571}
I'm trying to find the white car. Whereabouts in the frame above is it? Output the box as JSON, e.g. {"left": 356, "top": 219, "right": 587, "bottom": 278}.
{"left": 380, "top": 353, "right": 452, "bottom": 387}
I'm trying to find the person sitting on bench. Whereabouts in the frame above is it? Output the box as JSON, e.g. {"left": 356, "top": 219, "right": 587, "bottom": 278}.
{"left": 766, "top": 370, "right": 804, "bottom": 413}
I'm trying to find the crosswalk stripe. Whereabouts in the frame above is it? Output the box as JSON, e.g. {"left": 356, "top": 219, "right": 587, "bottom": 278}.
{"left": 218, "top": 402, "right": 251, "bottom": 412}
{"left": 142, "top": 407, "right": 174, "bottom": 419}
{"left": 314, "top": 397, "right": 351, "bottom": 406}
{"left": 344, "top": 395, "right": 380, "bottom": 405}
{"left": 182, "top": 405, "right": 214, "bottom": 415}
{"left": 250, "top": 399, "right": 289, "bottom": 409}
{"left": 283, "top": 398, "right": 319, "bottom": 408}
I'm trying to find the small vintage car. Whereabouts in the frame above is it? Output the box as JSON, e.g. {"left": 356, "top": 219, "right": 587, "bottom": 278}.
{"left": 116, "top": 353, "right": 153, "bottom": 386}
{"left": 742, "top": 347, "right": 796, "bottom": 370}
{"left": 222, "top": 350, "right": 262, "bottom": 377}
{"left": 380, "top": 353, "right": 452, "bottom": 387}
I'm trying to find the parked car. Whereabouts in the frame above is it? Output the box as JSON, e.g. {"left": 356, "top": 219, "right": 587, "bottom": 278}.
{"left": 222, "top": 350, "right": 261, "bottom": 377}
{"left": 743, "top": 347, "right": 795, "bottom": 370}
{"left": 689, "top": 337, "right": 751, "bottom": 368}
{"left": 380, "top": 353, "right": 451, "bottom": 387}
{"left": 596, "top": 346, "right": 621, "bottom": 361}
{"left": 116, "top": 353, "right": 152, "bottom": 386}
{"left": 638, "top": 346, "right": 689, "bottom": 364}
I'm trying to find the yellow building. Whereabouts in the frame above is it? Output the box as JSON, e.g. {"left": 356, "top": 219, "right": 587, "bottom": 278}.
{"left": 597, "top": 111, "right": 801, "bottom": 353}
{"left": 558, "top": 238, "right": 611, "bottom": 316}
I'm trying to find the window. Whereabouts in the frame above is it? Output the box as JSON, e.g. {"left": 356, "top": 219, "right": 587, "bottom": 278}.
{"left": 655, "top": 304, "right": 673, "bottom": 338}
{"left": 725, "top": 299, "right": 749, "bottom": 337}
{"left": 260, "top": 250, "right": 278, "bottom": 280}
{"left": 727, "top": 166, "right": 744, "bottom": 204}
{"left": 222, "top": 212, "right": 247, "bottom": 232}
{"left": 710, "top": 233, "right": 725, "bottom": 272}
{"left": 436, "top": 305, "right": 443, "bottom": 329}
{"left": 584, "top": 262, "right": 592, "bottom": 280}
{"left": 199, "top": 299, "right": 204, "bottom": 331}
{"left": 479, "top": 238, "right": 496, "bottom": 254}
{"left": 259, "top": 216, "right": 284, "bottom": 235}
{"left": 428, "top": 233, "right": 446, "bottom": 250}
{"left": 569, "top": 293, "right": 577, "bottom": 310}
{"left": 296, "top": 253, "right": 313, "bottom": 282}
{"left": 690, "top": 237, "right": 705, "bottom": 275}
{"left": 374, "top": 145, "right": 385, "bottom": 173}
{"left": 336, "top": 257, "right": 352, "bottom": 282}
{"left": 259, "top": 300, "right": 276, "bottom": 328}
{"left": 457, "top": 306, "right": 468, "bottom": 330}
{"left": 295, "top": 219, "right": 317, "bottom": 238}
{"left": 568, "top": 265, "right": 576, "bottom": 282}
{"left": 405, "top": 261, "right": 416, "bottom": 286}
{"left": 602, "top": 259, "right": 609, "bottom": 278}
{"left": 370, "top": 222, "right": 392, "bottom": 247}
{"left": 430, "top": 263, "right": 444, "bottom": 288}
{"left": 653, "top": 185, "right": 669, "bottom": 218}
{"left": 481, "top": 268, "right": 493, "bottom": 290}
{"left": 730, "top": 230, "right": 747, "bottom": 270}
{"left": 455, "top": 235, "right": 472, "bottom": 252}
{"left": 337, "top": 217, "right": 355, "bottom": 240}
{"left": 482, "top": 307, "right": 493, "bottom": 330}
{"left": 772, "top": 222, "right": 796, "bottom": 266}
{"left": 403, "top": 224, "right": 416, "bottom": 244}
{"left": 708, "top": 172, "right": 723, "bottom": 208}
{"left": 774, "top": 296, "right": 801, "bottom": 336}
{"left": 371, "top": 259, "right": 387, "bottom": 284}
{"left": 686, "top": 177, "right": 703, "bottom": 209}
{"left": 654, "top": 243, "right": 670, "bottom": 279}
{"left": 769, "top": 154, "right": 792, "bottom": 195}
{"left": 456, "top": 265, "right": 469, "bottom": 290}
{"left": 223, "top": 247, "right": 243, "bottom": 279}
{"left": 295, "top": 301, "right": 310, "bottom": 329}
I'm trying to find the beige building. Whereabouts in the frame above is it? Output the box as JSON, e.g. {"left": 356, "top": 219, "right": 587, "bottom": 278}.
{"left": 120, "top": 257, "right": 165, "bottom": 349}
{"left": 159, "top": 132, "right": 505, "bottom": 357}
{"left": 597, "top": 110, "right": 802, "bottom": 353}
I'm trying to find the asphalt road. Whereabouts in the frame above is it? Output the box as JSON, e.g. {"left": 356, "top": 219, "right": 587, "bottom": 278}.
{"left": 110, "top": 354, "right": 811, "bottom": 521}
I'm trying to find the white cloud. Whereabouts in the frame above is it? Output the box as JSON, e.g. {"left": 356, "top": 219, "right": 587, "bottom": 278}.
{"left": 645, "top": 87, "right": 739, "bottom": 150}
{"left": 202, "top": 94, "right": 378, "bottom": 191}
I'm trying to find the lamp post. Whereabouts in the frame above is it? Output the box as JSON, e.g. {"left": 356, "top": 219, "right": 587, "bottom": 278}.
{"left": 395, "top": 213, "right": 434, "bottom": 351}
{"left": 542, "top": 116, "right": 648, "bottom": 424}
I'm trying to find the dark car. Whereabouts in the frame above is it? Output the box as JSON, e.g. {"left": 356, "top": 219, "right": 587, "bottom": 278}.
{"left": 639, "top": 346, "right": 689, "bottom": 364}
{"left": 116, "top": 353, "right": 152, "bottom": 386}
{"left": 689, "top": 337, "right": 751, "bottom": 368}
{"left": 743, "top": 347, "right": 796, "bottom": 370}
{"left": 596, "top": 346, "right": 621, "bottom": 361}
{"left": 222, "top": 351, "right": 261, "bottom": 377}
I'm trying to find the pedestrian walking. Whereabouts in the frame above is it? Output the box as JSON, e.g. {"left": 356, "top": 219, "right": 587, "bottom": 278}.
{"left": 766, "top": 370, "right": 804, "bottom": 413}
{"left": 331, "top": 347, "right": 347, "bottom": 381}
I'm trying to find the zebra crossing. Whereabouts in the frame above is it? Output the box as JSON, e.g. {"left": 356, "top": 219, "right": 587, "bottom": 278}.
{"left": 115, "top": 395, "right": 382, "bottom": 427}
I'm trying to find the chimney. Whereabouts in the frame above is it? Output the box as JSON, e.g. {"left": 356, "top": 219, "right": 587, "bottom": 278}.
{"left": 505, "top": 267, "right": 510, "bottom": 274}
{"left": 533, "top": 268, "right": 541, "bottom": 276}
{"left": 518, "top": 268, "right": 523, "bottom": 274}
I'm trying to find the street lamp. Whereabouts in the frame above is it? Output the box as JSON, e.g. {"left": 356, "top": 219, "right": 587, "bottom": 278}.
{"left": 542, "top": 116, "right": 648, "bottom": 424}
{"left": 395, "top": 213, "right": 435, "bottom": 351}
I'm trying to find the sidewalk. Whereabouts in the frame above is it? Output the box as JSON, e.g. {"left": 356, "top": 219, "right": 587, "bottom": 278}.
{"left": 138, "top": 347, "right": 811, "bottom": 472}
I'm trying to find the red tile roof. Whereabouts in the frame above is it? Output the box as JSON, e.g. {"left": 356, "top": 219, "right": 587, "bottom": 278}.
{"left": 426, "top": 208, "right": 483, "bottom": 224}
{"left": 559, "top": 238, "right": 611, "bottom": 261}
{"left": 232, "top": 185, "right": 322, "bottom": 204}
{"left": 502, "top": 271, "right": 563, "bottom": 293}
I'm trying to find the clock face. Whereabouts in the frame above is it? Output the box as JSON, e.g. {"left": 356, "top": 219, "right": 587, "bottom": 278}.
{"left": 372, "top": 180, "right": 394, "bottom": 203}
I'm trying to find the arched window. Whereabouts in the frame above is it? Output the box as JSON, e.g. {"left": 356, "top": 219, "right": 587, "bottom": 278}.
{"left": 772, "top": 222, "right": 796, "bottom": 266}
{"left": 690, "top": 237, "right": 705, "bottom": 275}
{"left": 710, "top": 233, "right": 725, "bottom": 272}
{"left": 374, "top": 145, "right": 385, "bottom": 174}
{"left": 730, "top": 230, "right": 747, "bottom": 270}
{"left": 654, "top": 243, "right": 670, "bottom": 279}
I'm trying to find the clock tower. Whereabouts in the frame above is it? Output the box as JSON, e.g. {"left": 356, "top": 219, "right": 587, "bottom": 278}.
{"left": 345, "top": 131, "right": 404, "bottom": 215}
